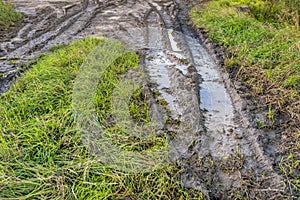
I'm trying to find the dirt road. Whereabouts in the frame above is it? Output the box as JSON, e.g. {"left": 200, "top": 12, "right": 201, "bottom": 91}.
{"left": 0, "top": 0, "right": 287, "bottom": 199}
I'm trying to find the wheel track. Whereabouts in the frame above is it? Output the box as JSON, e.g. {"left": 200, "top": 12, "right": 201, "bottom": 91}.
{"left": 0, "top": 1, "right": 104, "bottom": 93}
{"left": 144, "top": 1, "right": 286, "bottom": 198}
{"left": 2, "top": 1, "right": 86, "bottom": 54}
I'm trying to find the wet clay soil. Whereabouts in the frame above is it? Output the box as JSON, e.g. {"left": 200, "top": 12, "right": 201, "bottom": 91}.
{"left": 0, "top": 0, "right": 290, "bottom": 199}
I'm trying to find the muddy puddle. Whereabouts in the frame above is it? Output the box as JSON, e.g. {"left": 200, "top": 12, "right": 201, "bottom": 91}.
{"left": 0, "top": 0, "right": 288, "bottom": 199}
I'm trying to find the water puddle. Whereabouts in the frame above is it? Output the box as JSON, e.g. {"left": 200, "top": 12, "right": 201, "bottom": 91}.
{"left": 167, "top": 29, "right": 181, "bottom": 52}
{"left": 185, "top": 35, "right": 236, "bottom": 138}
{"left": 145, "top": 50, "right": 182, "bottom": 117}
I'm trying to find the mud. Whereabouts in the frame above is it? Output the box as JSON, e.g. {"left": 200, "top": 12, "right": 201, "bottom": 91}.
{"left": 0, "top": 0, "right": 289, "bottom": 199}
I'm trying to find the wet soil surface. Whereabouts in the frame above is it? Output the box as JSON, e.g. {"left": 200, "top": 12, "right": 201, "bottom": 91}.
{"left": 0, "top": 0, "right": 290, "bottom": 199}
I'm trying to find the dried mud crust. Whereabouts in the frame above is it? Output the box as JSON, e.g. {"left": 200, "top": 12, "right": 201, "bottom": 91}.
{"left": 0, "top": 0, "right": 292, "bottom": 199}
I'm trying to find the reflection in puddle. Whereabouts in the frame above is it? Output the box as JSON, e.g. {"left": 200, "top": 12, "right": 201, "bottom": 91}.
{"left": 167, "top": 29, "right": 181, "bottom": 52}
{"left": 145, "top": 50, "right": 190, "bottom": 117}
{"left": 185, "top": 35, "right": 237, "bottom": 157}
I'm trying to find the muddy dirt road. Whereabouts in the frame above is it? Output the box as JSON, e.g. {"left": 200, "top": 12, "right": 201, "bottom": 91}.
{"left": 0, "top": 0, "right": 288, "bottom": 199}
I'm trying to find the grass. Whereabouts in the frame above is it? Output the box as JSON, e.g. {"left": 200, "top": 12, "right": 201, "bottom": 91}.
{"left": 228, "top": 0, "right": 299, "bottom": 26}
{"left": 0, "top": 37, "right": 204, "bottom": 199}
{"left": 190, "top": 0, "right": 299, "bottom": 198}
{"left": 0, "top": 0, "right": 22, "bottom": 32}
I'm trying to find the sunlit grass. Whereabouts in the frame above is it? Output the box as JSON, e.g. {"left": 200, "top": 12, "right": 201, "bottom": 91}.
{"left": 0, "top": 37, "right": 204, "bottom": 199}
{"left": 190, "top": 0, "right": 299, "bottom": 120}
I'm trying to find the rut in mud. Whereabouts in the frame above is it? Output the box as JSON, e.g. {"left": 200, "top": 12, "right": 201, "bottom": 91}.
{"left": 1, "top": 0, "right": 287, "bottom": 199}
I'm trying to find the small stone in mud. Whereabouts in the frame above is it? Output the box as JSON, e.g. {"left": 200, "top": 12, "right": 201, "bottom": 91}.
{"left": 227, "top": 128, "right": 234, "bottom": 133}
{"left": 163, "top": 88, "right": 172, "bottom": 94}
{"left": 234, "top": 129, "right": 244, "bottom": 139}
{"left": 241, "top": 101, "right": 247, "bottom": 111}
{"left": 236, "top": 6, "right": 250, "bottom": 12}
{"left": 147, "top": 56, "right": 154, "bottom": 60}
{"left": 234, "top": 133, "right": 243, "bottom": 139}
{"left": 187, "top": 63, "right": 196, "bottom": 73}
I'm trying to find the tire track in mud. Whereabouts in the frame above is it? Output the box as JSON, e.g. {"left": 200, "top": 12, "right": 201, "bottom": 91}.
{"left": 2, "top": 1, "right": 84, "bottom": 55}
{"left": 0, "top": 0, "right": 287, "bottom": 199}
{"left": 175, "top": 2, "right": 285, "bottom": 198}
{"left": 143, "top": 1, "right": 286, "bottom": 198}
{"left": 0, "top": 0, "right": 93, "bottom": 92}
{"left": 0, "top": 0, "right": 128, "bottom": 92}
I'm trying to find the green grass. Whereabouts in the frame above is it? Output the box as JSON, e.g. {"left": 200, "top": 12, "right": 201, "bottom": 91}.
{"left": 190, "top": 0, "right": 299, "bottom": 198}
{"left": 228, "top": 0, "right": 300, "bottom": 26}
{"left": 0, "top": 37, "right": 204, "bottom": 199}
{"left": 0, "top": 0, "right": 22, "bottom": 32}
{"left": 190, "top": 0, "right": 299, "bottom": 124}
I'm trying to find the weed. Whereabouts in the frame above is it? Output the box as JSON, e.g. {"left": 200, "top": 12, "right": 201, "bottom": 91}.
{"left": 151, "top": 88, "right": 161, "bottom": 98}
{"left": 157, "top": 98, "right": 168, "bottom": 106}
{"left": 129, "top": 87, "right": 150, "bottom": 124}
{"left": 267, "top": 104, "right": 275, "bottom": 127}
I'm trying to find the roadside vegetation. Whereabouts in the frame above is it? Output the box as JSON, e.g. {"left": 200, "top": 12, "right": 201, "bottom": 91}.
{"left": 191, "top": 0, "right": 299, "bottom": 198}
{"left": 0, "top": 0, "right": 22, "bottom": 33}
{"left": 0, "top": 37, "right": 203, "bottom": 199}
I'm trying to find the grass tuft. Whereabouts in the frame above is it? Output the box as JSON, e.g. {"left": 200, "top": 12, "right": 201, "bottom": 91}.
{"left": 0, "top": 37, "right": 204, "bottom": 199}
{"left": 0, "top": 0, "right": 22, "bottom": 32}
